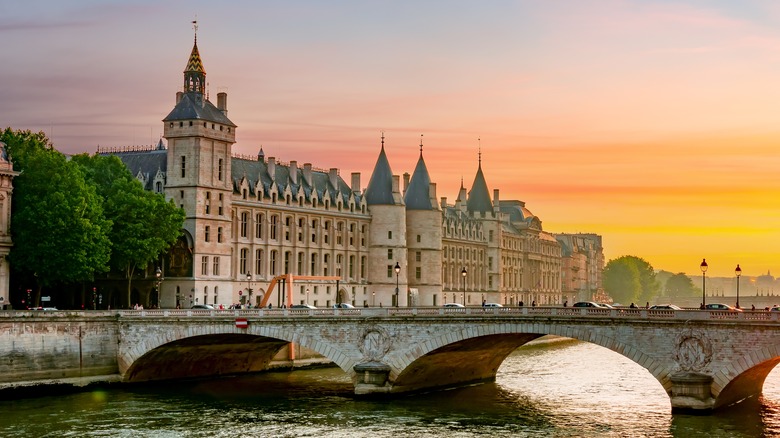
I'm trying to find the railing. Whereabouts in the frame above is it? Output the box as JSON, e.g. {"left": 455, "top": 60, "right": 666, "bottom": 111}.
{"left": 3, "top": 307, "right": 779, "bottom": 322}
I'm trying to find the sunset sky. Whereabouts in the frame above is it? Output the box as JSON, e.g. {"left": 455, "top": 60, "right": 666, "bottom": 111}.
{"left": 3, "top": 1, "right": 780, "bottom": 278}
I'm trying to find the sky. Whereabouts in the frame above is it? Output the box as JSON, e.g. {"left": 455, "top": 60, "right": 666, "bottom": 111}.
{"left": 2, "top": 0, "right": 780, "bottom": 278}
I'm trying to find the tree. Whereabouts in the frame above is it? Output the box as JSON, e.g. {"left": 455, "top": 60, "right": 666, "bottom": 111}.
{"left": 664, "top": 273, "right": 698, "bottom": 298}
{"left": 2, "top": 129, "right": 111, "bottom": 305}
{"left": 603, "top": 259, "right": 642, "bottom": 304}
{"left": 72, "top": 153, "right": 185, "bottom": 307}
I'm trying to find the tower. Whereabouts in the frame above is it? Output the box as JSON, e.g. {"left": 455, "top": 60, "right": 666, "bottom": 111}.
{"left": 403, "top": 138, "right": 442, "bottom": 306}
{"left": 365, "top": 134, "right": 408, "bottom": 307}
{"left": 162, "top": 28, "right": 237, "bottom": 307}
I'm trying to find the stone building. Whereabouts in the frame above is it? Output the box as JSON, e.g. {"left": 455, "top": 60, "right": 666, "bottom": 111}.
{"left": 0, "top": 142, "right": 18, "bottom": 308}
{"left": 104, "top": 35, "right": 600, "bottom": 308}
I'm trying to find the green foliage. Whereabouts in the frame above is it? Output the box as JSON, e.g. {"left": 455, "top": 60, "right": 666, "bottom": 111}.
{"left": 2, "top": 129, "right": 111, "bottom": 302}
{"left": 72, "top": 153, "right": 185, "bottom": 307}
{"left": 602, "top": 255, "right": 659, "bottom": 305}
{"left": 664, "top": 273, "right": 698, "bottom": 298}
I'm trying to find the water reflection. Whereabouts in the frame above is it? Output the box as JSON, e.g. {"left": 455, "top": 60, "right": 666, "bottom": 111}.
{"left": 0, "top": 338, "right": 778, "bottom": 437}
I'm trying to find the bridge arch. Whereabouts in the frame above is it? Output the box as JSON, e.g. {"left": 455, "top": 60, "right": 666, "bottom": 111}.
{"left": 120, "top": 322, "right": 359, "bottom": 383}
{"left": 390, "top": 322, "right": 673, "bottom": 395}
{"left": 714, "top": 350, "right": 780, "bottom": 408}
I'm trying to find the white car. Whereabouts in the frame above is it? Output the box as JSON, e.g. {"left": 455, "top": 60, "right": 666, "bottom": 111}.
{"left": 443, "top": 303, "right": 465, "bottom": 308}
{"left": 483, "top": 303, "right": 503, "bottom": 308}
{"left": 332, "top": 303, "right": 355, "bottom": 309}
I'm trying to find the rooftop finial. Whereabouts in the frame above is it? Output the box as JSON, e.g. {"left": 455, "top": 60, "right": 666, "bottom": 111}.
{"left": 192, "top": 19, "right": 198, "bottom": 43}
{"left": 419, "top": 134, "right": 424, "bottom": 154}
{"left": 478, "top": 137, "right": 482, "bottom": 166}
{"left": 381, "top": 131, "right": 385, "bottom": 149}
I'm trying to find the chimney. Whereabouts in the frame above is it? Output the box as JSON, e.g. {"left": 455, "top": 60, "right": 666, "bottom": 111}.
{"left": 268, "top": 157, "right": 276, "bottom": 180}
{"left": 392, "top": 175, "right": 400, "bottom": 194}
{"left": 429, "top": 182, "right": 437, "bottom": 204}
{"left": 289, "top": 161, "right": 298, "bottom": 185}
{"left": 351, "top": 172, "right": 361, "bottom": 194}
{"left": 493, "top": 189, "right": 500, "bottom": 209}
{"left": 217, "top": 92, "right": 228, "bottom": 115}
{"left": 303, "top": 163, "right": 312, "bottom": 186}
{"left": 403, "top": 172, "right": 410, "bottom": 195}
{"left": 176, "top": 91, "right": 183, "bottom": 104}
{"left": 440, "top": 197, "right": 447, "bottom": 209}
{"left": 329, "top": 168, "right": 339, "bottom": 190}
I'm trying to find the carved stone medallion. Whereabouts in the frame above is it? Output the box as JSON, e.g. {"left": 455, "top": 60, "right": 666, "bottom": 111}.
{"left": 359, "top": 326, "right": 392, "bottom": 362}
{"left": 674, "top": 329, "right": 713, "bottom": 372}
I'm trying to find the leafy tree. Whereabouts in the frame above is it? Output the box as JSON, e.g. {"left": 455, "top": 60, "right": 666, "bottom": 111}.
{"left": 664, "top": 273, "right": 698, "bottom": 298}
{"left": 628, "top": 256, "right": 660, "bottom": 303}
{"left": 2, "top": 129, "right": 111, "bottom": 305}
{"left": 72, "top": 153, "right": 185, "bottom": 307}
{"left": 603, "top": 258, "right": 642, "bottom": 304}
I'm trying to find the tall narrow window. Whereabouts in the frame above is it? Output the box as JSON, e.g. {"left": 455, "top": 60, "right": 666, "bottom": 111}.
{"left": 255, "top": 249, "right": 263, "bottom": 276}
{"left": 218, "top": 158, "right": 223, "bottom": 181}
{"left": 270, "top": 215, "right": 278, "bottom": 240}
{"left": 256, "top": 213, "right": 264, "bottom": 239}
{"left": 240, "top": 248, "right": 248, "bottom": 274}
{"left": 240, "top": 212, "right": 248, "bottom": 237}
{"left": 201, "top": 256, "right": 209, "bottom": 275}
{"left": 213, "top": 257, "right": 220, "bottom": 276}
{"left": 180, "top": 156, "right": 186, "bottom": 178}
{"left": 270, "top": 251, "right": 277, "bottom": 275}
{"left": 218, "top": 194, "right": 224, "bottom": 216}
{"left": 205, "top": 192, "right": 211, "bottom": 214}
{"left": 217, "top": 227, "right": 223, "bottom": 243}
{"left": 204, "top": 226, "right": 210, "bottom": 242}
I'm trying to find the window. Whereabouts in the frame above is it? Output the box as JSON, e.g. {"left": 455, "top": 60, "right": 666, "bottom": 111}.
{"left": 270, "top": 251, "right": 277, "bottom": 275}
{"left": 416, "top": 251, "right": 421, "bottom": 262}
{"left": 204, "top": 226, "right": 210, "bottom": 242}
{"left": 240, "top": 248, "right": 248, "bottom": 274}
{"left": 360, "top": 256, "right": 366, "bottom": 279}
{"left": 255, "top": 249, "right": 263, "bottom": 276}
{"left": 217, "top": 227, "right": 223, "bottom": 243}
{"left": 205, "top": 192, "right": 211, "bottom": 214}
{"left": 312, "top": 220, "right": 318, "bottom": 243}
{"left": 240, "top": 212, "right": 248, "bottom": 237}
{"left": 218, "top": 194, "right": 223, "bottom": 215}
{"left": 284, "top": 216, "right": 291, "bottom": 241}
{"left": 180, "top": 156, "right": 186, "bottom": 178}
{"left": 218, "top": 158, "right": 223, "bottom": 181}
{"left": 324, "top": 254, "right": 330, "bottom": 276}
{"left": 387, "top": 249, "right": 393, "bottom": 260}
{"left": 201, "top": 256, "right": 209, "bottom": 275}
{"left": 297, "top": 252, "right": 304, "bottom": 275}
{"left": 336, "top": 255, "right": 343, "bottom": 276}
{"left": 489, "top": 257, "right": 493, "bottom": 270}
{"left": 489, "top": 230, "right": 494, "bottom": 242}
{"left": 388, "top": 230, "right": 392, "bottom": 239}
{"left": 416, "top": 266, "right": 421, "bottom": 280}
{"left": 416, "top": 234, "right": 421, "bottom": 243}
{"left": 270, "top": 215, "right": 278, "bottom": 240}
{"left": 311, "top": 253, "right": 317, "bottom": 274}
{"left": 349, "top": 255, "right": 355, "bottom": 278}
{"left": 387, "top": 265, "right": 393, "bottom": 278}
{"left": 284, "top": 251, "right": 291, "bottom": 274}
{"left": 213, "top": 257, "right": 220, "bottom": 276}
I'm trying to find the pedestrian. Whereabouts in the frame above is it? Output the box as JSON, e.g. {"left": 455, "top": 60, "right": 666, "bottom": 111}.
{"left": 532, "top": 300, "right": 536, "bottom": 307}
{"left": 645, "top": 302, "right": 649, "bottom": 309}
{"left": 268, "top": 303, "right": 272, "bottom": 309}
{"left": 482, "top": 299, "right": 486, "bottom": 307}
{"left": 752, "top": 304, "right": 756, "bottom": 311}
{"left": 519, "top": 301, "right": 524, "bottom": 307}
{"left": 630, "top": 303, "right": 636, "bottom": 309}
{"left": 563, "top": 300, "right": 568, "bottom": 307}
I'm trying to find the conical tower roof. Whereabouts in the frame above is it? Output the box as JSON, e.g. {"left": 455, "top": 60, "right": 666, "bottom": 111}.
{"left": 364, "top": 136, "right": 396, "bottom": 205}
{"left": 404, "top": 143, "right": 434, "bottom": 210}
{"left": 466, "top": 154, "right": 492, "bottom": 213}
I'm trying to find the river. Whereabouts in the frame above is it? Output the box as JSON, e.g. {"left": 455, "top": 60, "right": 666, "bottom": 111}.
{"left": 1, "top": 338, "right": 778, "bottom": 437}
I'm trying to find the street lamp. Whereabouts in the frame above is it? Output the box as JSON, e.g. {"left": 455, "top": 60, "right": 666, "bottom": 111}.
{"left": 735, "top": 264, "right": 742, "bottom": 309}
{"left": 372, "top": 291, "right": 375, "bottom": 307}
{"left": 461, "top": 267, "right": 467, "bottom": 306}
{"left": 155, "top": 266, "right": 163, "bottom": 309}
{"left": 246, "top": 272, "right": 253, "bottom": 307}
{"left": 394, "top": 262, "right": 401, "bottom": 307}
{"left": 700, "top": 259, "right": 708, "bottom": 308}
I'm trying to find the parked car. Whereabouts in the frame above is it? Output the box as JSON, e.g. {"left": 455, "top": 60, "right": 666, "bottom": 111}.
{"left": 443, "top": 303, "right": 465, "bottom": 308}
{"left": 191, "top": 304, "right": 215, "bottom": 310}
{"left": 332, "top": 303, "right": 356, "bottom": 309}
{"left": 704, "top": 303, "right": 742, "bottom": 312}
{"left": 483, "top": 303, "right": 503, "bottom": 308}
{"left": 650, "top": 304, "right": 682, "bottom": 310}
{"left": 572, "top": 301, "right": 605, "bottom": 308}
{"left": 598, "top": 303, "right": 616, "bottom": 309}
{"left": 291, "top": 304, "right": 317, "bottom": 309}
{"left": 770, "top": 306, "right": 780, "bottom": 312}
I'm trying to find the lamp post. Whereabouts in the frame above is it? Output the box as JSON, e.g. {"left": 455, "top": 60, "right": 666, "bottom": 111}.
{"left": 246, "top": 273, "right": 253, "bottom": 307}
{"left": 394, "top": 262, "right": 401, "bottom": 307}
{"left": 155, "top": 266, "right": 163, "bottom": 309}
{"left": 306, "top": 288, "right": 310, "bottom": 305}
{"left": 700, "top": 259, "right": 708, "bottom": 308}
{"left": 372, "top": 291, "right": 375, "bottom": 307}
{"left": 735, "top": 264, "right": 742, "bottom": 309}
{"left": 461, "top": 267, "right": 467, "bottom": 306}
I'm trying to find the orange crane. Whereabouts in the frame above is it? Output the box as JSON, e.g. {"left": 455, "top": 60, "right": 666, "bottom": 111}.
{"left": 257, "top": 274, "right": 341, "bottom": 308}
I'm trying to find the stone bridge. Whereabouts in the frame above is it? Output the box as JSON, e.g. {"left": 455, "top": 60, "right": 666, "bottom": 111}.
{"left": 2, "top": 306, "right": 780, "bottom": 413}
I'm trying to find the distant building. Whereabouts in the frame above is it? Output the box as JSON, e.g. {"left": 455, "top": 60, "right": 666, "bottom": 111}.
{"left": 101, "top": 35, "right": 603, "bottom": 308}
{"left": 0, "top": 141, "right": 18, "bottom": 308}
{"left": 555, "top": 233, "right": 604, "bottom": 303}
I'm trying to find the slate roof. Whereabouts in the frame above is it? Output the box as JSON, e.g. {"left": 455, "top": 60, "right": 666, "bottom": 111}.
{"left": 163, "top": 92, "right": 236, "bottom": 127}
{"left": 404, "top": 152, "right": 434, "bottom": 210}
{"left": 112, "top": 147, "right": 167, "bottom": 191}
{"left": 364, "top": 145, "right": 396, "bottom": 205}
{"left": 466, "top": 163, "right": 492, "bottom": 213}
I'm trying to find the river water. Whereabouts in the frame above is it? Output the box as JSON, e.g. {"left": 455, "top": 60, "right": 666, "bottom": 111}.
{"left": 1, "top": 338, "right": 779, "bottom": 437}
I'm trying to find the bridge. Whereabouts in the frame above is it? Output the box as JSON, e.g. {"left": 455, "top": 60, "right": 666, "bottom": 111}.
{"left": 2, "top": 306, "right": 780, "bottom": 413}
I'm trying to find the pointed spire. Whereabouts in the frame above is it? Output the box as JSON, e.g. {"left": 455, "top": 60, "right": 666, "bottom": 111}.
{"left": 405, "top": 138, "right": 434, "bottom": 210}
{"left": 467, "top": 142, "right": 492, "bottom": 213}
{"left": 184, "top": 21, "right": 206, "bottom": 94}
{"left": 365, "top": 133, "right": 396, "bottom": 205}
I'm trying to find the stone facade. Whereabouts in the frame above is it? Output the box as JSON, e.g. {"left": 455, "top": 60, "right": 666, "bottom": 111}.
{"left": 0, "top": 142, "right": 17, "bottom": 308}
{"left": 101, "top": 37, "right": 602, "bottom": 309}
